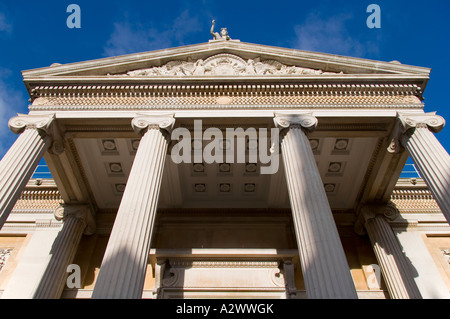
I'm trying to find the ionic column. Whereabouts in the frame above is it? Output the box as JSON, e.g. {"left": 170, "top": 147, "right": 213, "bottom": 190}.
{"left": 274, "top": 113, "right": 357, "bottom": 299}
{"left": 0, "top": 114, "right": 62, "bottom": 229}
{"left": 33, "top": 204, "right": 96, "bottom": 299}
{"left": 92, "top": 114, "right": 175, "bottom": 299}
{"left": 392, "top": 112, "right": 450, "bottom": 224}
{"left": 362, "top": 204, "right": 422, "bottom": 299}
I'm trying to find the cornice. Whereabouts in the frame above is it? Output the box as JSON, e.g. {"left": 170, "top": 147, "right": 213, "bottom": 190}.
{"left": 22, "top": 41, "right": 431, "bottom": 78}
{"left": 22, "top": 41, "right": 431, "bottom": 102}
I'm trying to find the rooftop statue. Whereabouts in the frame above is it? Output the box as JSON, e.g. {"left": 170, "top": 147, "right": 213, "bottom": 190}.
{"left": 210, "top": 20, "right": 231, "bottom": 41}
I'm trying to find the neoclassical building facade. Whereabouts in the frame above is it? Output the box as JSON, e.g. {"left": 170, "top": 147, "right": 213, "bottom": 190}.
{"left": 0, "top": 37, "right": 449, "bottom": 299}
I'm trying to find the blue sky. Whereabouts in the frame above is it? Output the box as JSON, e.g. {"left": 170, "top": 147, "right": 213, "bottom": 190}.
{"left": 0, "top": 0, "right": 448, "bottom": 173}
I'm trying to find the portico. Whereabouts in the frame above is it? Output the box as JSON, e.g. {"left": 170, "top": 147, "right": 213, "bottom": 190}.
{"left": 0, "top": 39, "right": 449, "bottom": 299}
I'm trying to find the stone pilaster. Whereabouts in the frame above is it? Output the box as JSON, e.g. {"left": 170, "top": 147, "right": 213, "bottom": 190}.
{"left": 0, "top": 114, "right": 62, "bottom": 229}
{"left": 152, "top": 259, "right": 167, "bottom": 299}
{"left": 92, "top": 114, "right": 175, "bottom": 299}
{"left": 283, "top": 259, "right": 297, "bottom": 299}
{"left": 393, "top": 224, "right": 450, "bottom": 299}
{"left": 391, "top": 112, "right": 450, "bottom": 224}
{"left": 274, "top": 113, "right": 357, "bottom": 299}
{"left": 1, "top": 221, "right": 62, "bottom": 299}
{"left": 33, "top": 204, "right": 95, "bottom": 299}
{"left": 362, "top": 204, "right": 422, "bottom": 299}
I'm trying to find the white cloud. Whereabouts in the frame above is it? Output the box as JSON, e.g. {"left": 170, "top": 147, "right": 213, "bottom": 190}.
{"left": 293, "top": 12, "right": 377, "bottom": 58}
{"left": 171, "top": 10, "right": 202, "bottom": 44}
{"left": 103, "top": 22, "right": 171, "bottom": 57}
{"left": 103, "top": 10, "right": 201, "bottom": 57}
{"left": 0, "top": 11, "right": 12, "bottom": 33}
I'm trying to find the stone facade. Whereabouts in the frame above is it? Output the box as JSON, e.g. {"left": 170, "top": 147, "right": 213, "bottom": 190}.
{"left": 0, "top": 40, "right": 449, "bottom": 299}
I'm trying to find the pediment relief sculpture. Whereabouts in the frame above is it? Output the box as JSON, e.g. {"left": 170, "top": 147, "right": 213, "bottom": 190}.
{"left": 123, "top": 54, "right": 340, "bottom": 77}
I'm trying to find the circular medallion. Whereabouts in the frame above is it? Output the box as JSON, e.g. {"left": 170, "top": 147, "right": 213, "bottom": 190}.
{"left": 216, "top": 96, "right": 233, "bottom": 105}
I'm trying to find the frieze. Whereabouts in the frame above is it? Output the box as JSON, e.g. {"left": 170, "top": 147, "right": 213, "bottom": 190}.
{"left": 28, "top": 82, "right": 424, "bottom": 110}
{"left": 29, "top": 96, "right": 423, "bottom": 111}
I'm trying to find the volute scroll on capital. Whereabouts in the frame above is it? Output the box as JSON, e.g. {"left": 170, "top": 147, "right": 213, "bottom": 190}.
{"left": 131, "top": 114, "right": 176, "bottom": 136}
{"left": 8, "top": 114, "right": 55, "bottom": 136}
{"left": 397, "top": 112, "right": 446, "bottom": 134}
{"left": 273, "top": 113, "right": 318, "bottom": 132}
{"left": 54, "top": 204, "right": 96, "bottom": 235}
{"left": 387, "top": 112, "right": 445, "bottom": 154}
{"left": 8, "top": 113, "right": 65, "bottom": 155}
{"left": 360, "top": 203, "right": 400, "bottom": 223}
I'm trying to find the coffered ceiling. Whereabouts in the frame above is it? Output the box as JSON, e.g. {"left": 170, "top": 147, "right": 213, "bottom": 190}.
{"left": 72, "top": 134, "right": 379, "bottom": 211}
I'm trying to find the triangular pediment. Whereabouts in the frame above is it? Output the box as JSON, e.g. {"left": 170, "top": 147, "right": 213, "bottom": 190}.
{"left": 23, "top": 41, "right": 431, "bottom": 77}
{"left": 22, "top": 40, "right": 431, "bottom": 95}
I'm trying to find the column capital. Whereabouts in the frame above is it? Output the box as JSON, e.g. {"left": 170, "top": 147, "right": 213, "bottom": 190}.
{"left": 54, "top": 204, "right": 96, "bottom": 235}
{"left": 361, "top": 203, "right": 400, "bottom": 223}
{"left": 387, "top": 112, "right": 445, "bottom": 154}
{"left": 131, "top": 113, "right": 175, "bottom": 136}
{"left": 355, "top": 203, "right": 399, "bottom": 235}
{"left": 397, "top": 112, "right": 445, "bottom": 134}
{"left": 8, "top": 114, "right": 55, "bottom": 136}
{"left": 273, "top": 113, "right": 318, "bottom": 132}
{"left": 8, "top": 113, "right": 64, "bottom": 155}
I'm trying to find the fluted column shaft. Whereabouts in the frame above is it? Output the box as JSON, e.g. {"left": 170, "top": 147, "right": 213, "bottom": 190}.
{"left": 275, "top": 114, "right": 357, "bottom": 299}
{"left": 0, "top": 114, "right": 58, "bottom": 229}
{"left": 33, "top": 205, "right": 95, "bottom": 299}
{"left": 362, "top": 205, "right": 422, "bottom": 299}
{"left": 397, "top": 113, "right": 450, "bottom": 224}
{"left": 92, "top": 114, "right": 174, "bottom": 299}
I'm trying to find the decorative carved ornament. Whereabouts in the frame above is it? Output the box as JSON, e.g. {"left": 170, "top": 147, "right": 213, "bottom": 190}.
{"left": 29, "top": 83, "right": 423, "bottom": 110}
{"left": 361, "top": 203, "right": 400, "bottom": 222}
{"left": 354, "top": 203, "right": 400, "bottom": 235}
{"left": 54, "top": 204, "right": 96, "bottom": 235}
{"left": 131, "top": 113, "right": 175, "bottom": 135}
{"left": 273, "top": 113, "right": 318, "bottom": 132}
{"left": 8, "top": 114, "right": 55, "bottom": 136}
{"left": 8, "top": 114, "right": 65, "bottom": 155}
{"left": 398, "top": 112, "right": 446, "bottom": 134}
{"left": 388, "top": 112, "right": 446, "bottom": 154}
{"left": 442, "top": 249, "right": 450, "bottom": 266}
{"left": 125, "top": 54, "right": 339, "bottom": 77}
{"left": 0, "top": 248, "right": 12, "bottom": 273}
